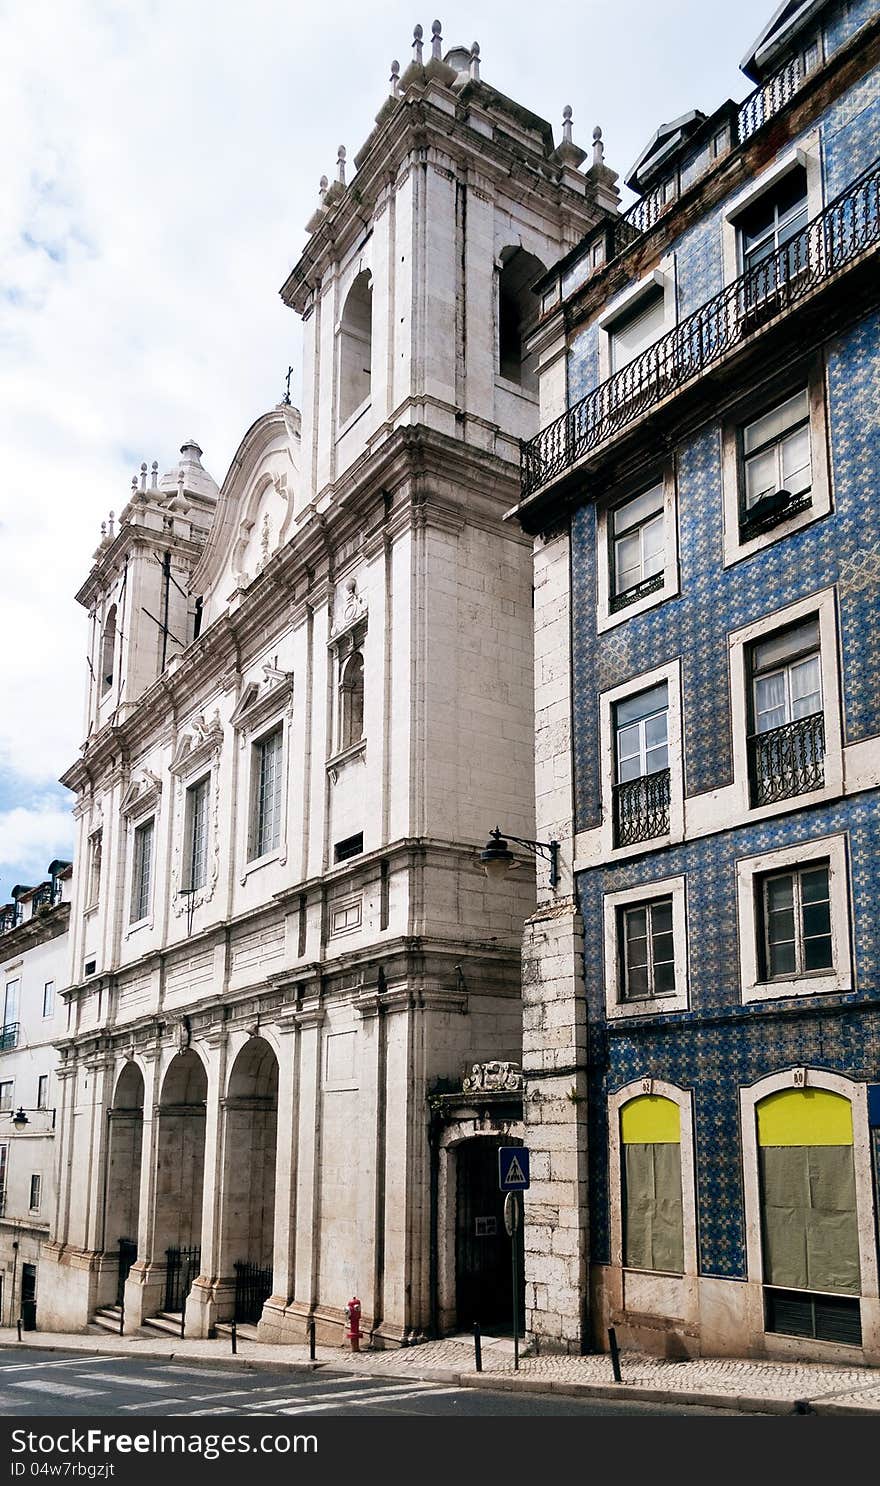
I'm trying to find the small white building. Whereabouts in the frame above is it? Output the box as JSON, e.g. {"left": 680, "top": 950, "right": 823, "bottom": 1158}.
{"left": 40, "top": 27, "right": 616, "bottom": 1344}
{"left": 0, "top": 863, "right": 71, "bottom": 1329}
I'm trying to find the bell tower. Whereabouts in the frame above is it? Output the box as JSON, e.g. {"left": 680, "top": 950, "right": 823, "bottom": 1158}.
{"left": 78, "top": 440, "right": 218, "bottom": 736}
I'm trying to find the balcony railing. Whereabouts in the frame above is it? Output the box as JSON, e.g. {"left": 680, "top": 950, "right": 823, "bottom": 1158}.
{"left": 521, "top": 159, "right": 880, "bottom": 501}
{"left": 0, "top": 906, "right": 22, "bottom": 935}
{"left": 0, "top": 1024, "right": 19, "bottom": 1053}
{"left": 613, "top": 767, "right": 671, "bottom": 847}
{"left": 748, "top": 712, "right": 825, "bottom": 806}
{"left": 30, "top": 881, "right": 62, "bottom": 915}
{"left": 737, "top": 52, "right": 817, "bottom": 145}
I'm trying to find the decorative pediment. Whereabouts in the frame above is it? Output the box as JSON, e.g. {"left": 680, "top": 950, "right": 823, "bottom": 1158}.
{"left": 230, "top": 674, "right": 294, "bottom": 736}
{"left": 329, "top": 575, "right": 368, "bottom": 644}
{"left": 170, "top": 710, "right": 224, "bottom": 778}
{"left": 462, "top": 1061, "right": 523, "bottom": 1093}
{"left": 121, "top": 769, "right": 162, "bottom": 819}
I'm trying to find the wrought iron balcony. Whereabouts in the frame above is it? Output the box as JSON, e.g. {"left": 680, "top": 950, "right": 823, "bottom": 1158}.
{"left": 0, "top": 905, "right": 22, "bottom": 935}
{"left": 609, "top": 571, "right": 665, "bottom": 614}
{"left": 748, "top": 712, "right": 825, "bottom": 806}
{"left": 0, "top": 1024, "right": 19, "bottom": 1053}
{"left": 613, "top": 767, "right": 671, "bottom": 847}
{"left": 0, "top": 1187, "right": 5, "bottom": 1218}
{"left": 30, "top": 881, "right": 62, "bottom": 915}
{"left": 521, "top": 160, "right": 880, "bottom": 501}
{"left": 737, "top": 52, "right": 818, "bottom": 145}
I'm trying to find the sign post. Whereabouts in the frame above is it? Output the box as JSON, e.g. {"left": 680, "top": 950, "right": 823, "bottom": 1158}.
{"left": 499, "top": 1146, "right": 530, "bottom": 1372}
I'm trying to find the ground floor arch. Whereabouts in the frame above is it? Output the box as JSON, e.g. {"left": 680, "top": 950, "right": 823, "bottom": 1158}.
{"left": 154, "top": 1049, "right": 208, "bottom": 1312}
{"left": 219, "top": 1035, "right": 279, "bottom": 1322}
{"left": 104, "top": 1061, "right": 144, "bottom": 1304}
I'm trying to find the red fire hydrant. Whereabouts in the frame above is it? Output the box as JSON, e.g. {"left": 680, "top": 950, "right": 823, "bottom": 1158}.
{"left": 345, "top": 1295, "right": 363, "bottom": 1352}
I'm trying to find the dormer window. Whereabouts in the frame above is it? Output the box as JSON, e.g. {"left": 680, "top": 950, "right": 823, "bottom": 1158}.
{"left": 101, "top": 605, "right": 117, "bottom": 695}
{"left": 338, "top": 271, "right": 372, "bottom": 426}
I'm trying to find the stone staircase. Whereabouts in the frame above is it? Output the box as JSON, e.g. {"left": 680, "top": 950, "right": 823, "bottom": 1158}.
{"left": 215, "top": 1320, "right": 260, "bottom": 1345}
{"left": 91, "top": 1305, "right": 124, "bottom": 1335}
{"left": 141, "top": 1310, "right": 185, "bottom": 1338}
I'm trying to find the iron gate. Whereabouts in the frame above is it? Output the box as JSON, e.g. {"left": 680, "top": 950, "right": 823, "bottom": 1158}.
{"left": 164, "top": 1245, "right": 200, "bottom": 1313}
{"left": 234, "top": 1261, "right": 273, "bottom": 1324}
{"left": 117, "top": 1238, "right": 137, "bottom": 1307}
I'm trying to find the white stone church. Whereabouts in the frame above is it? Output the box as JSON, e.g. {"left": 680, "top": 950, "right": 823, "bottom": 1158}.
{"left": 41, "top": 25, "right": 615, "bottom": 1344}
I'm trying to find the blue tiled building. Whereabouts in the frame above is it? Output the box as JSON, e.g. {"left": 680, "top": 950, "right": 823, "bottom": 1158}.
{"left": 513, "top": 0, "right": 880, "bottom": 1362}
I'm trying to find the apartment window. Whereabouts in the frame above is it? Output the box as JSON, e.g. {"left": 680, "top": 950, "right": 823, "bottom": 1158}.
{"left": 748, "top": 616, "right": 824, "bottom": 806}
{"left": 610, "top": 483, "right": 665, "bottom": 610}
{"left": 29, "top": 1174, "right": 41, "bottom": 1212}
{"left": 619, "top": 898, "right": 676, "bottom": 1001}
{"left": 740, "top": 388, "right": 811, "bottom": 537}
{"left": 37, "top": 1075, "right": 49, "bottom": 1110}
{"left": 42, "top": 982, "right": 54, "bottom": 1019}
{"left": 738, "top": 166, "right": 809, "bottom": 279}
{"left": 758, "top": 862, "right": 832, "bottom": 981}
{"left": 250, "top": 727, "right": 283, "bottom": 860}
{"left": 184, "top": 775, "right": 210, "bottom": 891}
{"left": 609, "top": 286, "right": 666, "bottom": 373}
{"left": 129, "top": 817, "right": 155, "bottom": 924}
{"left": 613, "top": 683, "right": 670, "bottom": 846}
{"left": 1, "top": 982, "right": 19, "bottom": 1051}
{"left": 0, "top": 1082, "right": 12, "bottom": 1112}
{"left": 621, "top": 1095, "right": 684, "bottom": 1274}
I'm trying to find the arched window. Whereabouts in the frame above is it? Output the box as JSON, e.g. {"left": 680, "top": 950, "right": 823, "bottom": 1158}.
{"left": 101, "top": 605, "right": 117, "bottom": 695}
{"left": 755, "top": 1087, "right": 860, "bottom": 1340}
{"left": 338, "top": 271, "right": 372, "bottom": 425}
{"left": 620, "top": 1093, "right": 683, "bottom": 1274}
{"left": 498, "top": 248, "right": 545, "bottom": 392}
{"left": 340, "top": 651, "right": 364, "bottom": 751}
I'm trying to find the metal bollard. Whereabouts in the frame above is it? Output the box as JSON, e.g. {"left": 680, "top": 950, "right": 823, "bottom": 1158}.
{"left": 231, "top": 1319, "right": 237, "bottom": 1355}
{"left": 308, "top": 1319, "right": 316, "bottom": 1362}
{"left": 180, "top": 1308, "right": 185, "bottom": 1340}
{"left": 473, "top": 1321, "right": 482, "bottom": 1373}
{"left": 16, "top": 1317, "right": 22, "bottom": 1342}
{"left": 608, "top": 1326, "right": 622, "bottom": 1383}
{"left": 119, "top": 1303, "right": 125, "bottom": 1337}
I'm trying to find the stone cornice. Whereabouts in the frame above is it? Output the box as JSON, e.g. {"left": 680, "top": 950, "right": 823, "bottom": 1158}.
{"left": 0, "top": 901, "right": 70, "bottom": 960}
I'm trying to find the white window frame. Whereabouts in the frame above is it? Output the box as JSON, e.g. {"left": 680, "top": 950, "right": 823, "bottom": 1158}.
{"left": 128, "top": 815, "right": 155, "bottom": 929}
{"left": 42, "top": 982, "right": 54, "bottom": 1019}
{"left": 728, "top": 587, "right": 842, "bottom": 821}
{"left": 183, "top": 772, "right": 211, "bottom": 892}
{"left": 603, "top": 876, "right": 689, "bottom": 1018}
{"left": 596, "top": 464, "right": 680, "bottom": 631}
{"left": 247, "top": 722, "right": 286, "bottom": 868}
{"left": 36, "top": 1075, "right": 49, "bottom": 1110}
{"left": 721, "top": 357, "right": 831, "bottom": 566}
{"left": 599, "top": 659, "right": 684, "bottom": 862}
{"left": 740, "top": 1070, "right": 879, "bottom": 1351}
{"left": 28, "top": 1174, "right": 41, "bottom": 1213}
{"left": 597, "top": 259, "right": 677, "bottom": 382}
{"left": 608, "top": 1079, "right": 698, "bottom": 1281}
{"left": 0, "top": 1080, "right": 13, "bottom": 1113}
{"left": 736, "top": 834, "right": 852, "bottom": 1003}
{"left": 721, "top": 135, "right": 823, "bottom": 286}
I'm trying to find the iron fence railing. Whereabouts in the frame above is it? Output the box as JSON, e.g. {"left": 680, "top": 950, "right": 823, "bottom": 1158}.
{"left": 737, "top": 52, "right": 817, "bottom": 145}
{"left": 748, "top": 712, "right": 825, "bottom": 806}
{"left": 613, "top": 767, "right": 671, "bottom": 848}
{"left": 0, "top": 1024, "right": 19, "bottom": 1053}
{"left": 234, "top": 1260, "right": 273, "bottom": 1324}
{"left": 164, "top": 1244, "right": 200, "bottom": 1313}
{"left": 521, "top": 160, "right": 880, "bottom": 500}
{"left": 0, "top": 906, "right": 22, "bottom": 936}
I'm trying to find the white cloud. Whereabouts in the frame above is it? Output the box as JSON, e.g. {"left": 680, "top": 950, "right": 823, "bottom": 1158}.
{"left": 0, "top": 800, "right": 74, "bottom": 893}
{"left": 0, "top": 0, "right": 776, "bottom": 877}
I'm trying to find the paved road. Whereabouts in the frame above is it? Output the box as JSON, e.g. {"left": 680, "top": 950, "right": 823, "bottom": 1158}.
{"left": 0, "top": 1349, "right": 743, "bottom": 1416}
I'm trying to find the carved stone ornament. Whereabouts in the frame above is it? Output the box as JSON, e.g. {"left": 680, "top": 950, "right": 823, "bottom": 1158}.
{"left": 176, "top": 1017, "right": 191, "bottom": 1050}
{"left": 330, "top": 575, "right": 367, "bottom": 639}
{"left": 462, "top": 1060, "right": 523, "bottom": 1093}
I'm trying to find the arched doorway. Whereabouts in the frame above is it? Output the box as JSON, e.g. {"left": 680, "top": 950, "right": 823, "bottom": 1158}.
{"left": 220, "top": 1037, "right": 279, "bottom": 1323}
{"left": 455, "top": 1136, "right": 524, "bottom": 1334}
{"left": 155, "top": 1050, "right": 207, "bottom": 1314}
{"left": 105, "top": 1062, "right": 144, "bottom": 1304}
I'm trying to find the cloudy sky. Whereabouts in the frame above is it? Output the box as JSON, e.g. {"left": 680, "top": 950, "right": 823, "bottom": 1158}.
{"left": 0, "top": 0, "right": 776, "bottom": 901}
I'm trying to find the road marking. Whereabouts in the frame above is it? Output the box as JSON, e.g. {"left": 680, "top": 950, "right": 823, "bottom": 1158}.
{"left": 161, "top": 1367, "right": 251, "bottom": 1379}
{"left": 276, "top": 1384, "right": 465, "bottom": 1414}
{"left": 119, "top": 1399, "right": 190, "bottom": 1411}
{"left": 245, "top": 1377, "right": 390, "bottom": 1409}
{"left": 0, "top": 1357, "right": 118, "bottom": 1374}
{"left": 77, "top": 1373, "right": 179, "bottom": 1389}
{"left": 10, "top": 1381, "right": 103, "bottom": 1398}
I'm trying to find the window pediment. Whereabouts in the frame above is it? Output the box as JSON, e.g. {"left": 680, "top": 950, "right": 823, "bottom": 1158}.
{"left": 121, "top": 769, "right": 162, "bottom": 820}
{"left": 230, "top": 674, "right": 294, "bottom": 737}
{"left": 170, "top": 710, "right": 224, "bottom": 778}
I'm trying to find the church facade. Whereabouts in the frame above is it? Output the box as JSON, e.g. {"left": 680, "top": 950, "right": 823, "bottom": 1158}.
{"left": 40, "top": 28, "right": 613, "bottom": 1344}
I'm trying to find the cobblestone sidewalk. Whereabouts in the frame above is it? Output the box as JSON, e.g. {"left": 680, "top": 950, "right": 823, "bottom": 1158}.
{"left": 2, "top": 1327, "right": 878, "bottom": 1414}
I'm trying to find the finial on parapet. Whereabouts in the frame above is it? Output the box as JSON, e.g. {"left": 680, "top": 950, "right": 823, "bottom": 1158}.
{"left": 131, "top": 474, "right": 138, "bottom": 498}
{"left": 100, "top": 520, "right": 106, "bottom": 541}
{"left": 336, "top": 145, "right": 346, "bottom": 185}
{"left": 151, "top": 460, "right": 158, "bottom": 490}
{"left": 139, "top": 461, "right": 148, "bottom": 493}
{"left": 431, "top": 19, "right": 442, "bottom": 59}
{"left": 319, "top": 174, "right": 328, "bottom": 201}
{"left": 563, "top": 105, "right": 574, "bottom": 146}
{"left": 390, "top": 59, "right": 401, "bottom": 96}
{"left": 552, "top": 105, "right": 587, "bottom": 172}
{"left": 470, "top": 41, "right": 480, "bottom": 81}
{"left": 412, "top": 23, "right": 423, "bottom": 65}
{"left": 593, "top": 125, "right": 605, "bottom": 167}
{"left": 108, "top": 510, "right": 115, "bottom": 539}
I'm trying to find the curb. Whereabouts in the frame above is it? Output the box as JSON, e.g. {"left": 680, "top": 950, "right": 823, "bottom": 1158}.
{"left": 2, "top": 1337, "right": 876, "bottom": 1415}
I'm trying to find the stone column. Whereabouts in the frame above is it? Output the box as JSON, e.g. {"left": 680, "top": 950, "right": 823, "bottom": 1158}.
{"left": 186, "top": 1034, "right": 227, "bottom": 1337}
{"left": 124, "top": 1048, "right": 163, "bottom": 1330}
{"left": 288, "top": 993, "right": 324, "bottom": 1338}
{"left": 260, "top": 1015, "right": 299, "bottom": 1339}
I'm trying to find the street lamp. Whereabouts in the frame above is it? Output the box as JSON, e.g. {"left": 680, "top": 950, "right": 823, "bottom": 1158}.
{"left": 2, "top": 1106, "right": 56, "bottom": 1131}
{"left": 480, "top": 826, "right": 560, "bottom": 889}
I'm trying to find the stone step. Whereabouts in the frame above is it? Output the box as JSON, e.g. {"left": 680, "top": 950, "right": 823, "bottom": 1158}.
{"left": 142, "top": 1311, "right": 185, "bottom": 1337}
{"left": 215, "top": 1320, "right": 260, "bottom": 1343}
{"left": 91, "top": 1306, "right": 124, "bottom": 1334}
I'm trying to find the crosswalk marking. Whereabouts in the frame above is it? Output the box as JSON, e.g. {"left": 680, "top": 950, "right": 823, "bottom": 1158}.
{"left": 246, "top": 1377, "right": 385, "bottom": 1409}
{"left": 10, "top": 1381, "right": 103, "bottom": 1398}
{"left": 0, "top": 1357, "right": 118, "bottom": 1374}
{"left": 118, "top": 1398, "right": 191, "bottom": 1411}
{"left": 276, "top": 1383, "right": 465, "bottom": 1414}
{"left": 77, "top": 1373, "right": 177, "bottom": 1390}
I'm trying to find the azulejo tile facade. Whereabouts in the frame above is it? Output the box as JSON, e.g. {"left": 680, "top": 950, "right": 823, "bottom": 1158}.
{"left": 513, "top": 0, "right": 880, "bottom": 1362}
